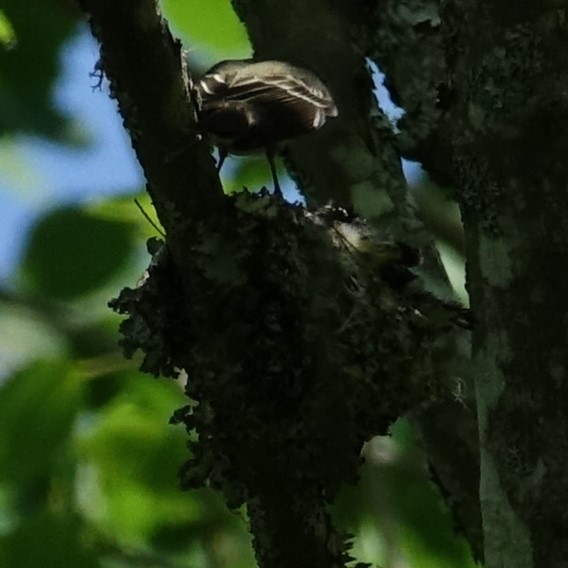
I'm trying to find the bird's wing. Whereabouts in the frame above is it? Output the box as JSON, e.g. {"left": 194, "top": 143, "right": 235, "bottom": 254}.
{"left": 226, "top": 73, "right": 338, "bottom": 126}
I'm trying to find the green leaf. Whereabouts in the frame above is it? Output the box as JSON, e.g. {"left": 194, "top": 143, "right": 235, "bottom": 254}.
{"left": 162, "top": 0, "right": 251, "bottom": 59}
{"left": 0, "top": 0, "right": 77, "bottom": 138}
{"left": 0, "top": 360, "right": 81, "bottom": 487}
{"left": 91, "top": 192, "right": 165, "bottom": 239}
{"left": 0, "top": 509, "right": 99, "bottom": 568}
{"left": 21, "top": 206, "right": 136, "bottom": 300}
{"left": 332, "top": 422, "right": 477, "bottom": 568}
{"left": 0, "top": 10, "right": 16, "bottom": 47}
{"left": 228, "top": 155, "right": 273, "bottom": 194}
{"left": 76, "top": 376, "right": 198, "bottom": 540}
{"left": 78, "top": 377, "right": 187, "bottom": 490}
{"left": 0, "top": 303, "right": 66, "bottom": 375}
{"left": 0, "top": 137, "right": 44, "bottom": 202}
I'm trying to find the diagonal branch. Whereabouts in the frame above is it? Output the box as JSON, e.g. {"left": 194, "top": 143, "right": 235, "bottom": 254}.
{"left": 77, "top": 0, "right": 230, "bottom": 284}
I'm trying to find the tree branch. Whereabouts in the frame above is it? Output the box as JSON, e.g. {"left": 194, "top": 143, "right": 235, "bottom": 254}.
{"left": 331, "top": 0, "right": 456, "bottom": 186}
{"left": 77, "top": 0, "right": 230, "bottom": 283}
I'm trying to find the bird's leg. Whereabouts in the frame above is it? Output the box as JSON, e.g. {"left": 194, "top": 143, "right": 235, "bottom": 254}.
{"left": 217, "top": 147, "right": 228, "bottom": 172}
{"left": 266, "top": 148, "right": 282, "bottom": 198}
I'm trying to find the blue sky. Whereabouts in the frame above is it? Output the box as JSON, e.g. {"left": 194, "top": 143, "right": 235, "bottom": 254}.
{"left": 0, "top": 29, "right": 143, "bottom": 281}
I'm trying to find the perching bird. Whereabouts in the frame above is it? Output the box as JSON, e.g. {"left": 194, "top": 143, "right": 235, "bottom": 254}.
{"left": 194, "top": 59, "right": 338, "bottom": 197}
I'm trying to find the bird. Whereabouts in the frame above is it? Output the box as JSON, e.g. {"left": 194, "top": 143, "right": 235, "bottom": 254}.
{"left": 194, "top": 59, "right": 339, "bottom": 197}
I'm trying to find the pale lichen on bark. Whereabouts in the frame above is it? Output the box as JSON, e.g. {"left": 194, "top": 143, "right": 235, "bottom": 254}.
{"left": 445, "top": 1, "right": 568, "bottom": 565}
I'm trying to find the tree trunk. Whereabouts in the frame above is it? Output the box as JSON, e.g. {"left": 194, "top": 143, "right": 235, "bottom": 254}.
{"left": 445, "top": 2, "right": 568, "bottom": 566}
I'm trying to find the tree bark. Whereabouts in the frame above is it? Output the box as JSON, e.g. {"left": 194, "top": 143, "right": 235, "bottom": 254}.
{"left": 445, "top": 2, "right": 568, "bottom": 566}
